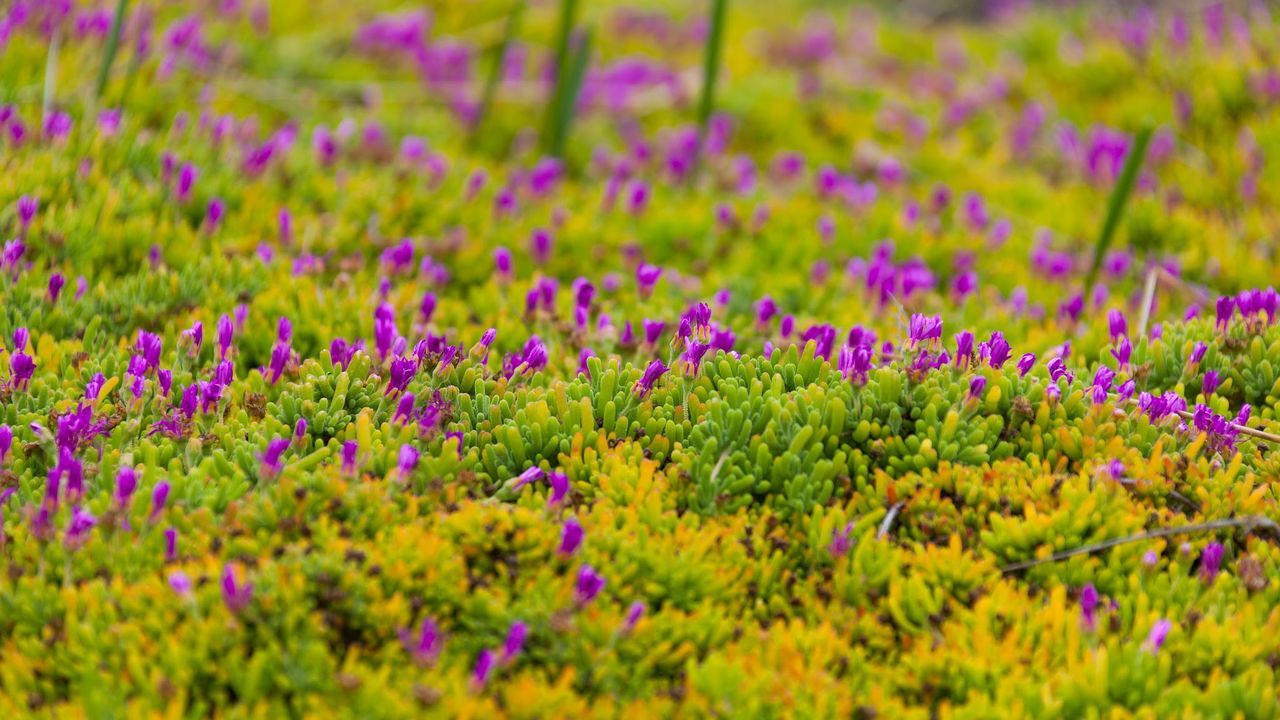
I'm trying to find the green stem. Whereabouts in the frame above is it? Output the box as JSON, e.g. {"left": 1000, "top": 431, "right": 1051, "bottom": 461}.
{"left": 1085, "top": 126, "right": 1153, "bottom": 293}
{"left": 470, "top": 0, "right": 525, "bottom": 147}
{"left": 95, "top": 0, "right": 131, "bottom": 102}
{"left": 692, "top": 0, "right": 729, "bottom": 179}
{"left": 542, "top": 0, "right": 580, "bottom": 154}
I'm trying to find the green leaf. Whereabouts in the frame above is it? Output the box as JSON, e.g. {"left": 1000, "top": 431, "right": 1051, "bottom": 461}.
{"left": 1085, "top": 126, "right": 1153, "bottom": 293}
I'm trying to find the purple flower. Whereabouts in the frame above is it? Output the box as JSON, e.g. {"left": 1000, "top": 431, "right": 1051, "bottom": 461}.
{"left": 1188, "top": 341, "right": 1208, "bottom": 366}
{"left": 17, "top": 195, "right": 38, "bottom": 227}
{"left": 149, "top": 481, "right": 171, "bottom": 523}
{"left": 471, "top": 649, "right": 495, "bottom": 690}
{"left": 444, "top": 430, "right": 464, "bottom": 460}
{"left": 1090, "top": 367, "right": 1116, "bottom": 405}
{"left": 755, "top": 296, "right": 778, "bottom": 327}
{"left": 1017, "top": 353, "right": 1037, "bottom": 377}
{"left": 164, "top": 527, "right": 178, "bottom": 562}
{"left": 547, "top": 471, "right": 570, "bottom": 507}
{"left": 206, "top": 198, "right": 225, "bottom": 229}
{"left": 114, "top": 467, "right": 138, "bottom": 509}
{"left": 574, "top": 564, "right": 606, "bottom": 606}
{"left": 1144, "top": 619, "right": 1172, "bottom": 653}
{"left": 501, "top": 621, "right": 528, "bottom": 664}
{"left": 635, "top": 263, "right": 663, "bottom": 297}
{"left": 1107, "top": 309, "right": 1128, "bottom": 340}
{"left": 341, "top": 441, "right": 359, "bottom": 476}
{"left": 493, "top": 246, "right": 513, "bottom": 281}
{"left": 530, "top": 228, "right": 552, "bottom": 264}
{"left": 907, "top": 314, "right": 943, "bottom": 348}
{"left": 1202, "top": 370, "right": 1221, "bottom": 396}
{"left": 1080, "top": 584, "right": 1099, "bottom": 631}
{"left": 420, "top": 292, "right": 437, "bottom": 323}
{"left": 260, "top": 438, "right": 290, "bottom": 478}
{"left": 829, "top": 522, "right": 855, "bottom": 557}
{"left": 221, "top": 564, "right": 253, "bottom": 613}
{"left": 953, "top": 331, "right": 974, "bottom": 367}
{"left": 1199, "top": 542, "right": 1224, "bottom": 581}
{"left": 620, "top": 600, "right": 646, "bottom": 634}
{"left": 968, "top": 376, "right": 987, "bottom": 400}
{"left": 1111, "top": 337, "right": 1132, "bottom": 368}
{"left": 0, "top": 425, "right": 11, "bottom": 464}
{"left": 642, "top": 320, "right": 665, "bottom": 346}
{"left": 400, "top": 618, "right": 444, "bottom": 666}
{"left": 398, "top": 444, "right": 420, "bottom": 476}
{"left": 181, "top": 321, "right": 204, "bottom": 357}
{"left": 1215, "top": 296, "right": 1235, "bottom": 331}
{"left": 169, "top": 571, "right": 193, "bottom": 597}
{"left": 217, "top": 314, "right": 234, "bottom": 360}
{"left": 1047, "top": 357, "right": 1074, "bottom": 384}
{"left": 511, "top": 466, "right": 545, "bottom": 491}
{"left": 10, "top": 351, "right": 35, "bottom": 390}
{"left": 386, "top": 355, "right": 418, "bottom": 395}
{"left": 558, "top": 516, "right": 584, "bottom": 557}
{"left": 838, "top": 344, "right": 873, "bottom": 385}
{"left": 1117, "top": 379, "right": 1136, "bottom": 402}
{"left": 64, "top": 508, "right": 98, "bottom": 549}
{"left": 980, "top": 332, "right": 1012, "bottom": 370}
{"left": 47, "top": 273, "right": 64, "bottom": 302}
{"left": 633, "top": 359, "right": 668, "bottom": 398}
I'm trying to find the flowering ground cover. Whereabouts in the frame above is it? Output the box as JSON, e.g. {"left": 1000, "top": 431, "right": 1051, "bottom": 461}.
{"left": 3, "top": 0, "right": 1280, "bottom": 716}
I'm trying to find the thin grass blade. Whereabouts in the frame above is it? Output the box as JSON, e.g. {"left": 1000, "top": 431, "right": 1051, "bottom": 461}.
{"left": 693, "top": 0, "right": 729, "bottom": 176}
{"left": 548, "top": 28, "right": 592, "bottom": 159}
{"left": 1085, "top": 126, "right": 1153, "bottom": 292}
{"left": 471, "top": 0, "right": 526, "bottom": 146}
{"left": 542, "top": 0, "right": 580, "bottom": 154}
{"left": 94, "top": 0, "right": 131, "bottom": 101}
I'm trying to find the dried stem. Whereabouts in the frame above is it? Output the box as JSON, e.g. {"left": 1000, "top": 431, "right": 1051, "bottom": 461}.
{"left": 1001, "top": 515, "right": 1279, "bottom": 573}
{"left": 877, "top": 502, "right": 905, "bottom": 540}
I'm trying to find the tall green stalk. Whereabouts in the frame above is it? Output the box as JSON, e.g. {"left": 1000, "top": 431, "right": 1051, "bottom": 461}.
{"left": 1085, "top": 126, "right": 1153, "bottom": 293}
{"left": 693, "top": 0, "right": 729, "bottom": 176}
{"left": 547, "top": 28, "right": 592, "bottom": 160}
{"left": 471, "top": 0, "right": 526, "bottom": 147}
{"left": 541, "top": 0, "right": 580, "bottom": 155}
{"left": 95, "top": 0, "right": 131, "bottom": 101}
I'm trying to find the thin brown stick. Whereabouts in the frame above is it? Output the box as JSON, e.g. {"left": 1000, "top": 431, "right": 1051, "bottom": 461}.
{"left": 1000, "top": 515, "right": 1279, "bottom": 573}
{"left": 1169, "top": 407, "right": 1280, "bottom": 444}
{"left": 1124, "top": 399, "right": 1280, "bottom": 444}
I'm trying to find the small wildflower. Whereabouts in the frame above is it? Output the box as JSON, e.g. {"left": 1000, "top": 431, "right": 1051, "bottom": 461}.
{"left": 547, "top": 471, "right": 570, "bottom": 506}
{"left": 164, "top": 527, "right": 178, "bottom": 562}
{"left": 260, "top": 438, "right": 290, "bottom": 478}
{"left": 149, "top": 481, "right": 171, "bottom": 523}
{"left": 633, "top": 359, "right": 667, "bottom": 398}
{"left": 558, "top": 517, "right": 584, "bottom": 557}
{"left": 1144, "top": 619, "right": 1172, "bottom": 653}
{"left": 471, "top": 649, "right": 495, "bottom": 690}
{"left": 1202, "top": 370, "right": 1221, "bottom": 396}
{"left": 398, "top": 444, "right": 420, "bottom": 477}
{"left": 168, "top": 571, "right": 193, "bottom": 597}
{"left": 1107, "top": 309, "right": 1127, "bottom": 340}
{"left": 829, "top": 522, "right": 855, "bottom": 557}
{"left": 400, "top": 618, "right": 444, "bottom": 666}
{"left": 621, "top": 600, "right": 646, "bottom": 634}
{"left": 501, "top": 621, "right": 527, "bottom": 664}
{"left": 1199, "top": 542, "right": 1224, "bottom": 582}
{"left": 1080, "top": 584, "right": 1099, "bottom": 631}
{"left": 511, "top": 466, "right": 545, "bottom": 491}
{"left": 574, "top": 564, "right": 606, "bottom": 606}
{"left": 221, "top": 564, "right": 253, "bottom": 613}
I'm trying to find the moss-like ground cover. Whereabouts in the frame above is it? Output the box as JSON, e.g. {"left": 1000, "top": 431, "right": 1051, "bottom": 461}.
{"left": 2, "top": 1, "right": 1280, "bottom": 716}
